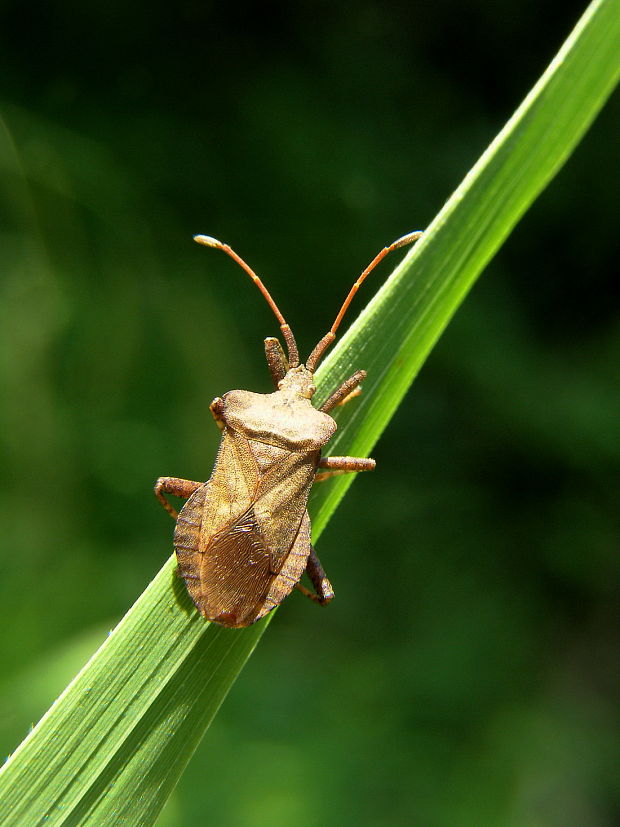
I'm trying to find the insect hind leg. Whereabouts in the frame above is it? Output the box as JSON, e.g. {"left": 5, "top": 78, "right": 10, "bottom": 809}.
{"left": 296, "top": 547, "right": 334, "bottom": 605}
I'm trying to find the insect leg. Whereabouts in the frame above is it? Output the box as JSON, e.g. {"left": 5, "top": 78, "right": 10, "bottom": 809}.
{"left": 320, "top": 455, "right": 375, "bottom": 472}
{"left": 264, "top": 336, "right": 288, "bottom": 388}
{"left": 319, "top": 370, "right": 366, "bottom": 413}
{"left": 315, "top": 455, "right": 375, "bottom": 482}
{"left": 154, "top": 477, "right": 203, "bottom": 519}
{"left": 295, "top": 547, "right": 334, "bottom": 605}
{"left": 314, "top": 470, "right": 347, "bottom": 482}
{"left": 337, "top": 388, "right": 362, "bottom": 407}
{"left": 209, "top": 397, "right": 226, "bottom": 431}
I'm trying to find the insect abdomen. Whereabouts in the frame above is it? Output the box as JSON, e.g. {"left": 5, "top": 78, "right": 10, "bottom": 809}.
{"left": 174, "top": 484, "right": 313, "bottom": 627}
{"left": 173, "top": 483, "right": 208, "bottom": 612}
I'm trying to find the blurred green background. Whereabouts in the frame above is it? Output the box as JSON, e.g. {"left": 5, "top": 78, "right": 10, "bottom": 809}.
{"left": 0, "top": 1, "right": 618, "bottom": 825}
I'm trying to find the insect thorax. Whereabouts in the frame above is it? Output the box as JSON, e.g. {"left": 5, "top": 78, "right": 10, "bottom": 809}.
{"left": 222, "top": 377, "right": 337, "bottom": 453}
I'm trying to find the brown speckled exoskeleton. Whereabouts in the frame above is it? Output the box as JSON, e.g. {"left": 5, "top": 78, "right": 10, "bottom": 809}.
{"left": 155, "top": 231, "right": 422, "bottom": 628}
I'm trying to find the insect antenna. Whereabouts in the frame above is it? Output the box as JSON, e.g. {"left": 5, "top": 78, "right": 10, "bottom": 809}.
{"left": 305, "top": 231, "right": 423, "bottom": 372}
{"left": 194, "top": 235, "right": 300, "bottom": 367}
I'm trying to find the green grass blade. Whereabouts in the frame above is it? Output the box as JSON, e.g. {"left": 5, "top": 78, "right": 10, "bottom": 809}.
{"left": 311, "top": 0, "right": 620, "bottom": 534}
{"left": 0, "top": 559, "right": 272, "bottom": 826}
{"left": 0, "top": 0, "right": 617, "bottom": 824}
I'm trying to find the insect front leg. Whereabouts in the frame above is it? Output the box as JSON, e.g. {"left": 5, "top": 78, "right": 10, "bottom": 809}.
{"left": 315, "top": 455, "right": 376, "bottom": 482}
{"left": 296, "top": 547, "right": 335, "bottom": 605}
{"left": 319, "top": 370, "right": 366, "bottom": 413}
{"left": 264, "top": 336, "right": 288, "bottom": 388}
{"left": 154, "top": 477, "right": 203, "bottom": 519}
{"left": 209, "top": 397, "right": 226, "bottom": 431}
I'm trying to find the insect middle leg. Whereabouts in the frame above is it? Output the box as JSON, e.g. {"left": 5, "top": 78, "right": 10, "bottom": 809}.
{"left": 315, "top": 455, "right": 376, "bottom": 482}
{"left": 296, "top": 547, "right": 335, "bottom": 605}
{"left": 154, "top": 477, "right": 203, "bottom": 519}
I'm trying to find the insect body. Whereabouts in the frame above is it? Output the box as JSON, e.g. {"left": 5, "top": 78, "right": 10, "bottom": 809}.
{"left": 155, "top": 230, "right": 422, "bottom": 627}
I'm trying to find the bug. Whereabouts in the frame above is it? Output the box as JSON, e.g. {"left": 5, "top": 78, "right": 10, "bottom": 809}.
{"left": 155, "top": 230, "right": 422, "bottom": 628}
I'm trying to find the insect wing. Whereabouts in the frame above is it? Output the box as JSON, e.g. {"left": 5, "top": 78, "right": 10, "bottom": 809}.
{"left": 174, "top": 428, "right": 318, "bottom": 626}
{"left": 174, "top": 428, "right": 260, "bottom": 623}
{"left": 201, "top": 504, "right": 274, "bottom": 626}
{"left": 251, "top": 445, "right": 318, "bottom": 572}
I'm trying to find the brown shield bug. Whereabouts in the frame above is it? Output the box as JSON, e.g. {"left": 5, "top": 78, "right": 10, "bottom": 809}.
{"left": 155, "top": 230, "right": 422, "bottom": 628}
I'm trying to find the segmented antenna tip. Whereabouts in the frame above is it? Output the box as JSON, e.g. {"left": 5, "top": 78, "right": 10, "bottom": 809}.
{"left": 393, "top": 230, "right": 424, "bottom": 249}
{"left": 194, "top": 234, "right": 223, "bottom": 248}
